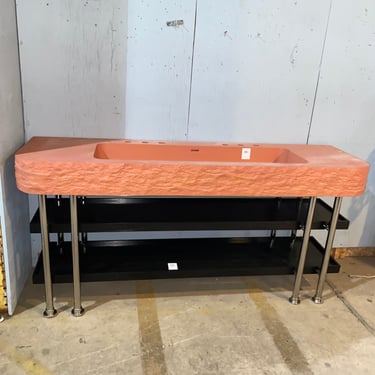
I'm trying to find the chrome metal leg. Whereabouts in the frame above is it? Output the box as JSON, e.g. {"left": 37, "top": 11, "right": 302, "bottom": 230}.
{"left": 39, "top": 195, "right": 57, "bottom": 318}
{"left": 70, "top": 195, "right": 84, "bottom": 317}
{"left": 269, "top": 229, "right": 276, "bottom": 248}
{"left": 313, "top": 197, "right": 343, "bottom": 304}
{"left": 290, "top": 229, "right": 297, "bottom": 249}
{"left": 289, "top": 197, "right": 317, "bottom": 305}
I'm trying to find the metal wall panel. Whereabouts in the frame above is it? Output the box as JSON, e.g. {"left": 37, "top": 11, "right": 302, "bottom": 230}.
{"left": 308, "top": 0, "right": 375, "bottom": 247}
{"left": 187, "top": 0, "right": 331, "bottom": 143}
{"left": 125, "top": 0, "right": 196, "bottom": 140}
{"left": 17, "top": 0, "right": 127, "bottom": 139}
{"left": 0, "top": 0, "right": 31, "bottom": 315}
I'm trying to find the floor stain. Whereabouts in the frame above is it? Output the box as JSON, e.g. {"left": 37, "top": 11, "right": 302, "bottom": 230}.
{"left": 136, "top": 280, "right": 168, "bottom": 375}
{"left": 0, "top": 340, "right": 53, "bottom": 374}
{"left": 243, "top": 277, "right": 313, "bottom": 375}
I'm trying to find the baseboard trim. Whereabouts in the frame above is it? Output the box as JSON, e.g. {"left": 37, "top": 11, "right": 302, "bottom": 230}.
{"left": 332, "top": 247, "right": 375, "bottom": 259}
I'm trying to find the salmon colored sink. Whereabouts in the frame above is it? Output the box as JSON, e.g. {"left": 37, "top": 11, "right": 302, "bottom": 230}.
{"left": 94, "top": 142, "right": 307, "bottom": 164}
{"left": 15, "top": 137, "right": 369, "bottom": 197}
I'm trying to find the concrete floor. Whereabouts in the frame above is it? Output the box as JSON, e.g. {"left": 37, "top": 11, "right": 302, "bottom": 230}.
{"left": 0, "top": 257, "right": 374, "bottom": 375}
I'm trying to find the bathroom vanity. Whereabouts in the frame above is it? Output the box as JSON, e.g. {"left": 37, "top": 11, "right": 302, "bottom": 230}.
{"left": 15, "top": 137, "right": 369, "bottom": 317}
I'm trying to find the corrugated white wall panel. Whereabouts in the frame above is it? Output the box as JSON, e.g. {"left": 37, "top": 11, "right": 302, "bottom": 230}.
{"left": 308, "top": 0, "right": 375, "bottom": 247}
{"left": 0, "top": 0, "right": 31, "bottom": 315}
{"left": 188, "top": 0, "right": 331, "bottom": 143}
{"left": 125, "top": 0, "right": 196, "bottom": 140}
{"left": 17, "top": 0, "right": 127, "bottom": 139}
{"left": 0, "top": 4, "right": 25, "bottom": 157}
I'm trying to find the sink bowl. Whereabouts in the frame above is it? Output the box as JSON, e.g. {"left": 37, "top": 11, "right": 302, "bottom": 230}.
{"left": 94, "top": 142, "right": 307, "bottom": 164}
{"left": 15, "top": 137, "right": 369, "bottom": 197}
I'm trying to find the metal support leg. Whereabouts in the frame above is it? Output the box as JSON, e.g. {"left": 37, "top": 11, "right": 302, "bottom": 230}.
{"left": 70, "top": 195, "right": 84, "bottom": 317}
{"left": 269, "top": 229, "right": 276, "bottom": 248}
{"left": 290, "top": 229, "right": 297, "bottom": 250}
{"left": 57, "top": 232, "right": 64, "bottom": 254}
{"left": 81, "top": 232, "right": 88, "bottom": 254}
{"left": 289, "top": 197, "right": 317, "bottom": 305}
{"left": 290, "top": 198, "right": 303, "bottom": 249}
{"left": 312, "top": 197, "right": 343, "bottom": 304}
{"left": 39, "top": 195, "right": 57, "bottom": 318}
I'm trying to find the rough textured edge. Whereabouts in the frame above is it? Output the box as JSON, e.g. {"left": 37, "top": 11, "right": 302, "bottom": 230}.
{"left": 0, "top": 225, "right": 7, "bottom": 312}
{"left": 332, "top": 247, "right": 375, "bottom": 259}
{"left": 15, "top": 159, "right": 369, "bottom": 197}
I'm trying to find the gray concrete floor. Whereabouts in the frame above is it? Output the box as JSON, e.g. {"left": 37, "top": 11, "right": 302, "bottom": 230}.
{"left": 0, "top": 257, "right": 374, "bottom": 375}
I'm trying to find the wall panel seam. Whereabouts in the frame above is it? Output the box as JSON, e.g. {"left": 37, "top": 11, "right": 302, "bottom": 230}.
{"left": 306, "top": 0, "right": 333, "bottom": 144}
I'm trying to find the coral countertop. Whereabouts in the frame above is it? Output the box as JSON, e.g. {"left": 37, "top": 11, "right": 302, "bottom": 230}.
{"left": 15, "top": 137, "right": 369, "bottom": 197}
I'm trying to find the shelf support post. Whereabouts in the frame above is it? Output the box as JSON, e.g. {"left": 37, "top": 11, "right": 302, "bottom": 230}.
{"left": 289, "top": 196, "right": 317, "bottom": 305}
{"left": 39, "top": 195, "right": 57, "bottom": 317}
{"left": 70, "top": 195, "right": 84, "bottom": 317}
{"left": 312, "top": 196, "right": 343, "bottom": 304}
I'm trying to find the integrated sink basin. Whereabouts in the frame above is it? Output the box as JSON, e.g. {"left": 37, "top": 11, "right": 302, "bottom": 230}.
{"left": 94, "top": 142, "right": 307, "bottom": 164}
{"left": 15, "top": 137, "right": 369, "bottom": 197}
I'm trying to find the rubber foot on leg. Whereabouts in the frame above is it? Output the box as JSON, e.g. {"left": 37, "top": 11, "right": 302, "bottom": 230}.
{"left": 289, "top": 296, "right": 300, "bottom": 305}
{"left": 43, "top": 309, "right": 57, "bottom": 318}
{"left": 71, "top": 306, "right": 85, "bottom": 317}
{"left": 312, "top": 296, "right": 323, "bottom": 304}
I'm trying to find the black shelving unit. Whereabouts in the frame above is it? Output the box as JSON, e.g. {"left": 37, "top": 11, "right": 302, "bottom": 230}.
{"left": 31, "top": 197, "right": 347, "bottom": 284}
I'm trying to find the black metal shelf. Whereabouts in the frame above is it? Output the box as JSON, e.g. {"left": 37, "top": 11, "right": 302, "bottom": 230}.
{"left": 32, "top": 236, "right": 340, "bottom": 284}
{"left": 30, "top": 197, "right": 349, "bottom": 233}
{"left": 31, "top": 197, "right": 346, "bottom": 284}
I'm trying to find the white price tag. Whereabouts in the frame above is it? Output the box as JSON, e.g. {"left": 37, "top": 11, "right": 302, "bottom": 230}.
{"left": 241, "top": 148, "right": 251, "bottom": 160}
{"left": 167, "top": 262, "right": 178, "bottom": 271}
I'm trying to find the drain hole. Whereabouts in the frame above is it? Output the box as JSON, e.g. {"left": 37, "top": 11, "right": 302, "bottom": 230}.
{"left": 191, "top": 149, "right": 200, "bottom": 152}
